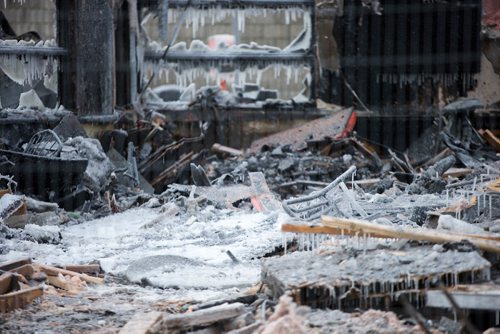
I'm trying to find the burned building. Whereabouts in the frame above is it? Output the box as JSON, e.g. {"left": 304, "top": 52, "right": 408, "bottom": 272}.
{"left": 0, "top": 0, "right": 499, "bottom": 333}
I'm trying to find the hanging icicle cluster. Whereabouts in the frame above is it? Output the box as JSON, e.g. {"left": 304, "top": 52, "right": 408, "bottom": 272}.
{"left": 3, "top": 0, "right": 27, "bottom": 7}
{"left": 144, "top": 59, "right": 309, "bottom": 88}
{"left": 0, "top": 39, "right": 59, "bottom": 86}
{"left": 167, "top": 5, "right": 308, "bottom": 37}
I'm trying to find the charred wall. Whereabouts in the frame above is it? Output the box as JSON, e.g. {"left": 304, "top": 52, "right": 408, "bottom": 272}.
{"left": 325, "top": 0, "right": 482, "bottom": 114}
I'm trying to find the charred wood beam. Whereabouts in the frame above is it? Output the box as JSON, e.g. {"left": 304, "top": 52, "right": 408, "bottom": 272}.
{"left": 56, "top": 0, "right": 114, "bottom": 118}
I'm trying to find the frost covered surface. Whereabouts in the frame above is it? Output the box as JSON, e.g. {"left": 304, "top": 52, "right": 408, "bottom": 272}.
{"left": 24, "top": 224, "right": 61, "bottom": 244}
{"left": 61, "top": 137, "right": 115, "bottom": 192}
{"left": 0, "top": 193, "right": 23, "bottom": 222}
{"left": 18, "top": 89, "right": 45, "bottom": 109}
{"left": 0, "top": 206, "right": 284, "bottom": 299}
{"left": 262, "top": 246, "right": 491, "bottom": 296}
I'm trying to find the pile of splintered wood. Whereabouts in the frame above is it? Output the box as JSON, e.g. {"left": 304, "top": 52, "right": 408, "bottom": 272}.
{"left": 0, "top": 257, "right": 103, "bottom": 313}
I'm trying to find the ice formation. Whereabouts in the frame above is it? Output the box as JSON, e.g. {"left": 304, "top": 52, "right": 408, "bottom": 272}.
{"left": 145, "top": 60, "right": 310, "bottom": 89}
{"left": 3, "top": 0, "right": 26, "bottom": 7}
{"left": 0, "top": 39, "right": 59, "bottom": 86}
{"left": 18, "top": 89, "right": 45, "bottom": 109}
{"left": 283, "top": 14, "right": 312, "bottom": 52}
{"left": 167, "top": 5, "right": 308, "bottom": 37}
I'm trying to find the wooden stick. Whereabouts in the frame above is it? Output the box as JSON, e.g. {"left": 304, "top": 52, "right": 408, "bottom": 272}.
{"left": 63, "top": 264, "right": 101, "bottom": 274}
{"left": 119, "top": 311, "right": 163, "bottom": 334}
{"left": 0, "top": 273, "right": 13, "bottom": 295}
{"left": 212, "top": 143, "right": 244, "bottom": 157}
{"left": 0, "top": 286, "right": 43, "bottom": 313}
{"left": 34, "top": 264, "right": 104, "bottom": 285}
{"left": 321, "top": 216, "right": 500, "bottom": 253}
{"left": 9, "top": 264, "right": 35, "bottom": 279}
{"left": 0, "top": 258, "right": 32, "bottom": 272}
{"left": 283, "top": 222, "right": 500, "bottom": 242}
{"left": 282, "top": 223, "right": 392, "bottom": 238}
{"left": 480, "top": 129, "right": 500, "bottom": 152}
{"left": 150, "top": 303, "right": 245, "bottom": 332}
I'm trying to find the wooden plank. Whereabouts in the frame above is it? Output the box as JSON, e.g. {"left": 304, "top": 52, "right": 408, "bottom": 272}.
{"left": 0, "top": 258, "right": 32, "bottom": 272}
{"left": 63, "top": 264, "right": 101, "bottom": 274}
{"left": 0, "top": 194, "right": 26, "bottom": 224}
{"left": 150, "top": 303, "right": 245, "bottom": 332}
{"left": 0, "top": 189, "right": 11, "bottom": 197}
{"left": 426, "top": 286, "right": 500, "bottom": 310}
{"left": 9, "top": 264, "right": 34, "bottom": 279}
{"left": 0, "top": 273, "right": 13, "bottom": 295}
{"left": 46, "top": 275, "right": 71, "bottom": 291}
{"left": 486, "top": 177, "right": 500, "bottom": 193}
{"left": 282, "top": 222, "right": 500, "bottom": 242}
{"left": 34, "top": 264, "right": 104, "bottom": 285}
{"left": 481, "top": 129, "right": 500, "bottom": 152}
{"left": 282, "top": 223, "right": 386, "bottom": 238}
{"left": 119, "top": 311, "right": 163, "bottom": 334}
{"left": 321, "top": 216, "right": 500, "bottom": 253}
{"left": 345, "top": 178, "right": 381, "bottom": 189}
{"left": 443, "top": 168, "right": 473, "bottom": 178}
{"left": 211, "top": 143, "right": 244, "bottom": 157}
{"left": 0, "top": 286, "right": 43, "bottom": 313}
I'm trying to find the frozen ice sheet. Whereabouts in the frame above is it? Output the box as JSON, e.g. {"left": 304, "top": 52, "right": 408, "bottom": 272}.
{"left": 0, "top": 207, "right": 284, "bottom": 297}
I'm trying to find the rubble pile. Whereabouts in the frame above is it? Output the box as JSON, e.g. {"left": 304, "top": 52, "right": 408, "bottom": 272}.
{"left": 1, "top": 0, "right": 500, "bottom": 331}
{"left": 0, "top": 102, "right": 499, "bottom": 332}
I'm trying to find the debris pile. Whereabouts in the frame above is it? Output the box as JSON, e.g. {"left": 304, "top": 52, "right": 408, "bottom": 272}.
{"left": 0, "top": 257, "right": 102, "bottom": 313}
{"left": 0, "top": 101, "right": 499, "bottom": 331}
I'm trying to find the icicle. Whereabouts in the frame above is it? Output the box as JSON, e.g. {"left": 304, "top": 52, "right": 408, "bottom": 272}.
{"left": 478, "top": 194, "right": 481, "bottom": 215}
{"left": 362, "top": 233, "right": 367, "bottom": 256}
{"left": 490, "top": 195, "right": 493, "bottom": 219}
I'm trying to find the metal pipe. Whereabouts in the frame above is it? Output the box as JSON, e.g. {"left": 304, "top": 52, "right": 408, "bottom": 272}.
{"left": 141, "top": 0, "right": 315, "bottom": 8}
{"left": 0, "top": 45, "right": 67, "bottom": 56}
{"left": 145, "top": 50, "right": 314, "bottom": 62}
{"left": 77, "top": 112, "right": 120, "bottom": 124}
